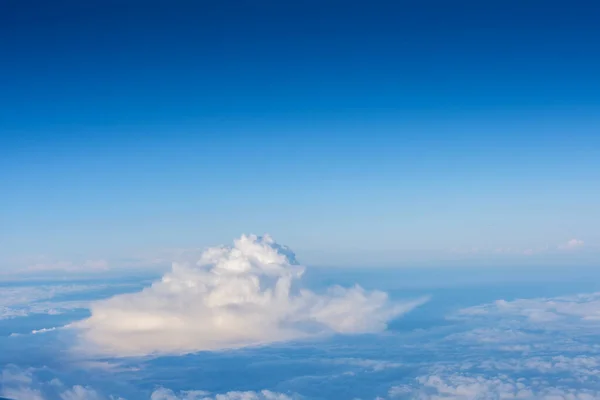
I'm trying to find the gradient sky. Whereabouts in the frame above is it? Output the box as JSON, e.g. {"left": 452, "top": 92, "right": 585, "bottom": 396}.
{"left": 1, "top": 0, "right": 599, "bottom": 270}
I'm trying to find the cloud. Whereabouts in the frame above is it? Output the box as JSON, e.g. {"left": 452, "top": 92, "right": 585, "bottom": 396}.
{"left": 150, "top": 388, "right": 294, "bottom": 400}
{"left": 31, "top": 327, "right": 59, "bottom": 334}
{"left": 150, "top": 388, "right": 210, "bottom": 400}
{"left": 451, "top": 238, "right": 589, "bottom": 258}
{"left": 22, "top": 260, "right": 110, "bottom": 273}
{"left": 73, "top": 361, "right": 139, "bottom": 373}
{"left": 0, "top": 366, "right": 295, "bottom": 400}
{"left": 385, "top": 289, "right": 600, "bottom": 400}
{"left": 389, "top": 373, "right": 600, "bottom": 399}
{"left": 0, "top": 366, "right": 44, "bottom": 400}
{"left": 74, "top": 234, "right": 426, "bottom": 356}
{"left": 1, "top": 386, "right": 45, "bottom": 400}
{"left": 59, "top": 386, "right": 101, "bottom": 400}
{"left": 329, "top": 358, "right": 402, "bottom": 372}
{"left": 0, "top": 284, "right": 125, "bottom": 321}
{"left": 559, "top": 238, "right": 585, "bottom": 250}
{"left": 479, "top": 355, "right": 600, "bottom": 377}
{"left": 0, "top": 367, "right": 116, "bottom": 400}
{"left": 1, "top": 365, "right": 34, "bottom": 386}
{"left": 414, "top": 291, "right": 600, "bottom": 399}
{"left": 456, "top": 292, "right": 600, "bottom": 325}
{"left": 444, "top": 327, "right": 538, "bottom": 345}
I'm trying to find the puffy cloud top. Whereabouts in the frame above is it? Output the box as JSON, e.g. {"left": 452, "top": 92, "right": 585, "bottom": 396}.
{"left": 75, "top": 235, "right": 424, "bottom": 356}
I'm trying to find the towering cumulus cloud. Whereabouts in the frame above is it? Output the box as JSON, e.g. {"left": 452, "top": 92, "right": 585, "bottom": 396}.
{"left": 76, "top": 235, "right": 424, "bottom": 356}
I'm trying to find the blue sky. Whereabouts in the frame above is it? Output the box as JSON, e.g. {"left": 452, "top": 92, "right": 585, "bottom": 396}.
{"left": 1, "top": 0, "right": 599, "bottom": 270}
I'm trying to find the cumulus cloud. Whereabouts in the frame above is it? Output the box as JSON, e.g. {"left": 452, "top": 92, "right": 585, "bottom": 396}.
{"left": 74, "top": 235, "right": 426, "bottom": 356}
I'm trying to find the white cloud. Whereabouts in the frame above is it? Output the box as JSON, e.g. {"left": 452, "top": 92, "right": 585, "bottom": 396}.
{"left": 330, "top": 358, "right": 402, "bottom": 372}
{"left": 0, "top": 367, "right": 114, "bottom": 400}
{"left": 451, "top": 238, "right": 590, "bottom": 258}
{"left": 210, "top": 392, "right": 292, "bottom": 400}
{"left": 31, "top": 327, "right": 59, "bottom": 334}
{"left": 150, "top": 388, "right": 209, "bottom": 400}
{"left": 60, "top": 386, "right": 101, "bottom": 400}
{"left": 150, "top": 387, "right": 294, "bottom": 400}
{"left": 394, "top": 290, "right": 600, "bottom": 400}
{"left": 559, "top": 239, "right": 585, "bottom": 250}
{"left": 444, "top": 327, "right": 538, "bottom": 345}
{"left": 389, "top": 373, "right": 600, "bottom": 399}
{"left": 1, "top": 366, "right": 297, "bottom": 400}
{"left": 22, "top": 260, "right": 110, "bottom": 273}
{"left": 1, "top": 365, "right": 34, "bottom": 386}
{"left": 407, "top": 290, "right": 600, "bottom": 399}
{"left": 73, "top": 361, "right": 139, "bottom": 373}
{"left": 0, "top": 366, "right": 44, "bottom": 400}
{"left": 522, "top": 248, "right": 535, "bottom": 256}
{"left": 0, "top": 284, "right": 121, "bottom": 321}
{"left": 74, "top": 234, "right": 426, "bottom": 356}
{"left": 1, "top": 386, "right": 45, "bottom": 400}
{"left": 480, "top": 355, "right": 600, "bottom": 377}
{"left": 456, "top": 292, "right": 600, "bottom": 325}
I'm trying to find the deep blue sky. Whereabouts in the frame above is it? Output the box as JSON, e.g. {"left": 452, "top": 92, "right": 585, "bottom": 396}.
{"left": 1, "top": 0, "right": 599, "bottom": 269}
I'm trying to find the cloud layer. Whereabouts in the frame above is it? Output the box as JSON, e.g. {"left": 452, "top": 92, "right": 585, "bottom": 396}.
{"left": 389, "top": 373, "right": 600, "bottom": 399}
{"left": 75, "top": 235, "right": 424, "bottom": 356}
{"left": 457, "top": 292, "right": 600, "bottom": 324}
{"left": 151, "top": 387, "right": 294, "bottom": 400}
{"left": 0, "top": 285, "right": 108, "bottom": 321}
{"left": 1, "top": 366, "right": 294, "bottom": 400}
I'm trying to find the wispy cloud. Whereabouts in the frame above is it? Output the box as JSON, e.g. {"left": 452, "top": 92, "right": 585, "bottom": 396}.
{"left": 25, "top": 259, "right": 110, "bottom": 273}
{"left": 451, "top": 238, "right": 588, "bottom": 257}
{"left": 329, "top": 358, "right": 402, "bottom": 372}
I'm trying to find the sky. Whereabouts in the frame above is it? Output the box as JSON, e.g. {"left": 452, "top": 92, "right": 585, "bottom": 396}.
{"left": 1, "top": 0, "right": 600, "bottom": 271}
